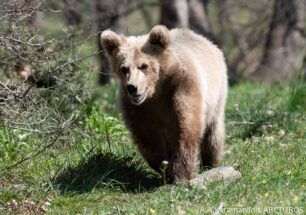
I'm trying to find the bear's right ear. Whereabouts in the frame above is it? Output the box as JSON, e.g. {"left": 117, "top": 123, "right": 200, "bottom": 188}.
{"left": 148, "top": 25, "right": 169, "bottom": 49}
{"left": 100, "top": 30, "right": 122, "bottom": 56}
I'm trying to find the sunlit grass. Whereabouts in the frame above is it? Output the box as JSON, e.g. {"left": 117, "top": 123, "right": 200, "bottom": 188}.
{"left": 0, "top": 80, "right": 305, "bottom": 214}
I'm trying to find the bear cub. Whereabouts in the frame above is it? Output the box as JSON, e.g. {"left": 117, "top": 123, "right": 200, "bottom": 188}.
{"left": 101, "top": 25, "right": 228, "bottom": 183}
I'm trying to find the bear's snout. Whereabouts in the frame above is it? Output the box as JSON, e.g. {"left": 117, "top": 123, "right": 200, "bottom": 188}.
{"left": 126, "top": 84, "right": 138, "bottom": 95}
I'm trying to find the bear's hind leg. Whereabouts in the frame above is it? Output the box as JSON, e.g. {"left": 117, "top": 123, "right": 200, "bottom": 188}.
{"left": 200, "top": 115, "right": 224, "bottom": 169}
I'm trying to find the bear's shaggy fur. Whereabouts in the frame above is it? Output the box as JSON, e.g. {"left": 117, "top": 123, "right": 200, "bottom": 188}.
{"left": 101, "top": 25, "right": 228, "bottom": 183}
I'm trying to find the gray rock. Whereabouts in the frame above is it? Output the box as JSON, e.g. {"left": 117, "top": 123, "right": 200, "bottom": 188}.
{"left": 189, "top": 166, "right": 241, "bottom": 188}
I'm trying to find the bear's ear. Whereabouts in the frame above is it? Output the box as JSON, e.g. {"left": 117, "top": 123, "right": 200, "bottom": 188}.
{"left": 148, "top": 25, "right": 169, "bottom": 49}
{"left": 100, "top": 30, "right": 122, "bottom": 56}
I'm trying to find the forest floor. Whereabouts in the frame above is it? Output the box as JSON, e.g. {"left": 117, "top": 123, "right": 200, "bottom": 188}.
{"left": 0, "top": 80, "right": 305, "bottom": 214}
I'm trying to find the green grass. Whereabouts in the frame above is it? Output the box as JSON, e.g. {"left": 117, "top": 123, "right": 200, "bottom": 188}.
{"left": 0, "top": 81, "right": 305, "bottom": 214}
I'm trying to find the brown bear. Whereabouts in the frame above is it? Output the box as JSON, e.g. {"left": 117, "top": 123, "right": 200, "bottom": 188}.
{"left": 101, "top": 25, "right": 228, "bottom": 183}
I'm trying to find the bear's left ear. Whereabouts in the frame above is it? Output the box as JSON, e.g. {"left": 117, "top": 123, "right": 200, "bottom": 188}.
{"left": 100, "top": 30, "right": 122, "bottom": 56}
{"left": 148, "top": 25, "right": 170, "bottom": 49}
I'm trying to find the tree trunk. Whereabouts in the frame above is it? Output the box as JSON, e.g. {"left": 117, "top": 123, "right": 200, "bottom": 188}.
{"left": 188, "top": 0, "right": 216, "bottom": 43}
{"left": 251, "top": 0, "right": 305, "bottom": 84}
{"left": 160, "top": 0, "right": 215, "bottom": 43}
{"left": 93, "top": 0, "right": 123, "bottom": 85}
{"left": 160, "top": 0, "right": 189, "bottom": 29}
{"left": 63, "top": 0, "right": 82, "bottom": 26}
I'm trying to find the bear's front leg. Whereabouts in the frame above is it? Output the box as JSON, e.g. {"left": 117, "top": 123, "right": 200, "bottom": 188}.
{"left": 167, "top": 92, "right": 203, "bottom": 183}
{"left": 168, "top": 139, "right": 198, "bottom": 183}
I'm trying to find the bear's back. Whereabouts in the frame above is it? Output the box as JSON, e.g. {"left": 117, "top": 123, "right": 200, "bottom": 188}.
{"left": 167, "top": 28, "right": 227, "bottom": 85}
{"left": 169, "top": 29, "right": 221, "bottom": 56}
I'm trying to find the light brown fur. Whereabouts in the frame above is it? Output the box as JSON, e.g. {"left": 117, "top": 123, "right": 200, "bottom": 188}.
{"left": 101, "top": 25, "right": 228, "bottom": 183}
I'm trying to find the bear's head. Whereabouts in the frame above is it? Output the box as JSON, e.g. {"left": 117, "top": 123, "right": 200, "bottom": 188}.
{"left": 101, "top": 25, "right": 170, "bottom": 105}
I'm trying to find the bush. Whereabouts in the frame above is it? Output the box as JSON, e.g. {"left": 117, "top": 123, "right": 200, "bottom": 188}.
{"left": 0, "top": 0, "right": 100, "bottom": 169}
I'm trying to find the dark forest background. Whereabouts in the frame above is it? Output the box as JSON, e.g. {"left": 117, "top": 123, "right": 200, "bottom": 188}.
{"left": 1, "top": 0, "right": 305, "bottom": 86}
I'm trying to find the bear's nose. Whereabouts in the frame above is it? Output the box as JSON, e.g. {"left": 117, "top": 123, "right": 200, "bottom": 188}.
{"left": 126, "top": 84, "right": 138, "bottom": 95}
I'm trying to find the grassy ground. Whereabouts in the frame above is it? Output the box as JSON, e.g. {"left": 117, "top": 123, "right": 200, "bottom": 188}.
{"left": 0, "top": 79, "right": 305, "bottom": 214}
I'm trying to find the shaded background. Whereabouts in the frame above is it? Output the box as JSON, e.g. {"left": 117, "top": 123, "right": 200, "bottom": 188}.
{"left": 1, "top": 0, "right": 305, "bottom": 86}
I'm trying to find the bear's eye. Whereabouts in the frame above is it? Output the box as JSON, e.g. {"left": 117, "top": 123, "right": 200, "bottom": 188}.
{"left": 138, "top": 63, "right": 148, "bottom": 70}
{"left": 120, "top": 66, "right": 130, "bottom": 75}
